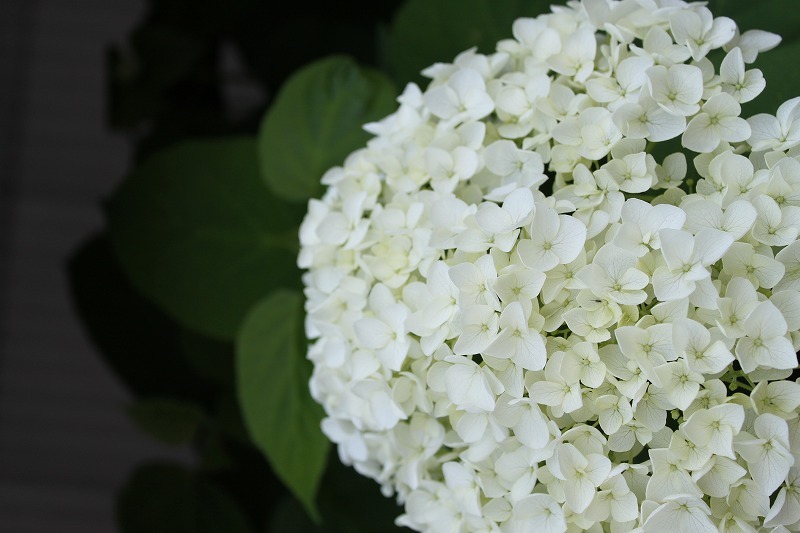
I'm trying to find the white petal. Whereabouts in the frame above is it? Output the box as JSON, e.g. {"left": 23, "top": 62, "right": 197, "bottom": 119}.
{"left": 771, "top": 290, "right": 800, "bottom": 331}
{"left": 353, "top": 317, "right": 393, "bottom": 349}
{"left": 424, "top": 85, "right": 458, "bottom": 119}
{"left": 694, "top": 228, "right": 735, "bottom": 266}
{"left": 485, "top": 140, "right": 521, "bottom": 176}
{"left": 644, "top": 496, "right": 716, "bottom": 533}
{"left": 515, "top": 403, "right": 551, "bottom": 450}
{"left": 512, "top": 494, "right": 567, "bottom": 533}
{"left": 530, "top": 380, "right": 567, "bottom": 407}
{"left": 503, "top": 187, "right": 536, "bottom": 227}
{"left": 683, "top": 113, "right": 720, "bottom": 153}
{"left": 743, "top": 443, "right": 793, "bottom": 495}
{"left": 552, "top": 215, "right": 587, "bottom": 264}
{"left": 721, "top": 200, "right": 757, "bottom": 240}
{"left": 475, "top": 203, "right": 513, "bottom": 234}
{"left": 445, "top": 357, "right": 496, "bottom": 412}
{"left": 564, "top": 477, "right": 596, "bottom": 513}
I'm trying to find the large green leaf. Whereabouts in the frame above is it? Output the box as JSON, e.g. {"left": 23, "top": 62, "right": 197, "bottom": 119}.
{"left": 257, "top": 55, "right": 396, "bottom": 202}
{"left": 117, "top": 463, "right": 253, "bottom": 533}
{"left": 236, "top": 290, "right": 329, "bottom": 521}
{"left": 107, "top": 138, "right": 303, "bottom": 340}
{"left": 383, "top": 0, "right": 551, "bottom": 85}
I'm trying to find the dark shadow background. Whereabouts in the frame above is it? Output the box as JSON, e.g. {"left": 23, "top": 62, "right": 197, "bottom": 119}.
{"left": 0, "top": 1, "right": 401, "bottom": 531}
{"left": 0, "top": 2, "right": 175, "bottom": 532}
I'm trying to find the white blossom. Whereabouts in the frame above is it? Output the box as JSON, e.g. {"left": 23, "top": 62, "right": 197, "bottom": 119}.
{"left": 748, "top": 97, "right": 800, "bottom": 152}
{"left": 669, "top": 6, "right": 736, "bottom": 61}
{"left": 424, "top": 68, "right": 494, "bottom": 125}
{"left": 643, "top": 494, "right": 717, "bottom": 533}
{"left": 613, "top": 198, "right": 685, "bottom": 256}
{"left": 646, "top": 64, "right": 704, "bottom": 117}
{"left": 736, "top": 413, "right": 794, "bottom": 495}
{"left": 647, "top": 447, "right": 703, "bottom": 501}
{"left": 720, "top": 47, "right": 765, "bottom": 104}
{"left": 614, "top": 92, "right": 687, "bottom": 141}
{"left": 298, "top": 2, "right": 800, "bottom": 531}
{"left": 553, "top": 443, "right": 611, "bottom": 513}
{"left": 517, "top": 203, "right": 587, "bottom": 272}
{"left": 693, "top": 455, "right": 747, "bottom": 498}
{"left": 682, "top": 93, "right": 750, "bottom": 153}
{"left": 682, "top": 403, "right": 744, "bottom": 459}
{"left": 444, "top": 355, "right": 504, "bottom": 412}
{"left": 672, "top": 317, "right": 734, "bottom": 374}
{"left": 735, "top": 299, "right": 798, "bottom": 373}
{"left": 651, "top": 228, "right": 733, "bottom": 301}
{"left": 529, "top": 351, "right": 582, "bottom": 414}
{"left": 548, "top": 27, "right": 596, "bottom": 83}
{"left": 453, "top": 304, "right": 500, "bottom": 356}
{"left": 483, "top": 301, "right": 547, "bottom": 370}
{"left": 725, "top": 29, "right": 781, "bottom": 63}
{"left": 578, "top": 243, "right": 648, "bottom": 305}
{"left": 507, "top": 493, "right": 566, "bottom": 533}
{"left": 764, "top": 467, "right": 800, "bottom": 527}
{"left": 653, "top": 359, "right": 704, "bottom": 410}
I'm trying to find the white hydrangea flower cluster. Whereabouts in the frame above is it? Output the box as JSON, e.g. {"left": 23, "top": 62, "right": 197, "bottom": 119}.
{"left": 298, "top": 1, "right": 800, "bottom": 531}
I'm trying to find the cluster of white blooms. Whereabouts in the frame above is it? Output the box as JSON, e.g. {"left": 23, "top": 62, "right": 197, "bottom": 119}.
{"left": 298, "top": 0, "right": 800, "bottom": 531}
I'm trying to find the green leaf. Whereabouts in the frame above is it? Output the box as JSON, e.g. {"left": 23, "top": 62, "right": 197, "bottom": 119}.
{"left": 117, "top": 463, "right": 253, "bottom": 533}
{"left": 127, "top": 398, "right": 205, "bottom": 446}
{"left": 743, "top": 39, "right": 800, "bottom": 117}
{"left": 107, "top": 137, "right": 304, "bottom": 340}
{"left": 257, "top": 55, "right": 397, "bottom": 202}
{"left": 383, "top": 0, "right": 551, "bottom": 85}
{"left": 236, "top": 290, "right": 329, "bottom": 522}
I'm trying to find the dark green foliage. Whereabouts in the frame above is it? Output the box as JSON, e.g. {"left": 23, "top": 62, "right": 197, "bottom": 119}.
{"left": 106, "top": 137, "right": 302, "bottom": 340}
{"left": 236, "top": 290, "right": 329, "bottom": 521}
{"left": 68, "top": 235, "right": 212, "bottom": 401}
{"left": 127, "top": 398, "right": 206, "bottom": 446}
{"left": 383, "top": 0, "right": 552, "bottom": 84}
{"left": 117, "top": 463, "right": 254, "bottom": 533}
{"left": 258, "top": 56, "right": 397, "bottom": 202}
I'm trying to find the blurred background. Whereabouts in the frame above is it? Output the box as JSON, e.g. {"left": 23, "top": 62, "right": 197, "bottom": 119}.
{"left": 0, "top": 1, "right": 175, "bottom": 531}
{"left": 0, "top": 1, "right": 403, "bottom": 531}
{"left": 0, "top": 0, "right": 390, "bottom": 533}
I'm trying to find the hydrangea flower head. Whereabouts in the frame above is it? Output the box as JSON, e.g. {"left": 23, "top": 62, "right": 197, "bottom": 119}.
{"left": 299, "top": 1, "right": 800, "bottom": 531}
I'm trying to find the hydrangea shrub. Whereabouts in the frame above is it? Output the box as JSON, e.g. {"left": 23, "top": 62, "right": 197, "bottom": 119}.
{"left": 299, "top": 1, "right": 800, "bottom": 531}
